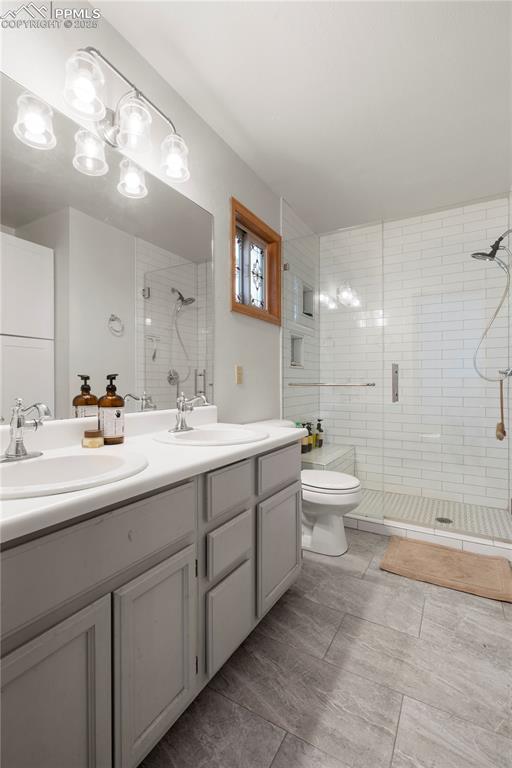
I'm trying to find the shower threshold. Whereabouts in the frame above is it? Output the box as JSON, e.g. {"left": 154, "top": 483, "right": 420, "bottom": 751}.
{"left": 346, "top": 489, "right": 512, "bottom": 544}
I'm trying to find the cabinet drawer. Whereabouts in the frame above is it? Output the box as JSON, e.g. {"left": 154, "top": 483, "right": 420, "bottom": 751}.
{"left": 207, "top": 508, "right": 253, "bottom": 581}
{"left": 257, "top": 442, "right": 301, "bottom": 497}
{"left": 2, "top": 481, "right": 196, "bottom": 640}
{"left": 206, "top": 459, "right": 253, "bottom": 521}
{"left": 206, "top": 559, "right": 254, "bottom": 676}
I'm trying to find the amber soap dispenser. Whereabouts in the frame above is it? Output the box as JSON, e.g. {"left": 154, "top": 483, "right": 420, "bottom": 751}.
{"left": 98, "top": 374, "right": 125, "bottom": 445}
{"left": 73, "top": 374, "right": 98, "bottom": 418}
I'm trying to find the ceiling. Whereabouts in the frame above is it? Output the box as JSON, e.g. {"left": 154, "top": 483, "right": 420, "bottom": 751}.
{"left": 98, "top": 1, "right": 511, "bottom": 233}
{"left": 1, "top": 74, "right": 212, "bottom": 262}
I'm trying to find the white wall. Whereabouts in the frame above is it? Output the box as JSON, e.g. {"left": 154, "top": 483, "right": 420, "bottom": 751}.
{"left": 281, "top": 200, "right": 320, "bottom": 424}
{"left": 319, "top": 196, "right": 511, "bottom": 510}
{"left": 68, "top": 208, "right": 136, "bottom": 407}
{"left": 1, "top": 0, "right": 282, "bottom": 422}
{"left": 19, "top": 208, "right": 136, "bottom": 415}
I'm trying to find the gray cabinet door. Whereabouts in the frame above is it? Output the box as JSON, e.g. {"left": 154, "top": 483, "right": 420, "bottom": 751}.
{"left": 257, "top": 482, "right": 302, "bottom": 617}
{"left": 113, "top": 545, "right": 196, "bottom": 768}
{"left": 1, "top": 595, "right": 111, "bottom": 768}
{"left": 206, "top": 558, "right": 254, "bottom": 676}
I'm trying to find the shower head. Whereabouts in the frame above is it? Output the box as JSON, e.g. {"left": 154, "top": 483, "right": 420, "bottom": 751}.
{"left": 171, "top": 287, "right": 196, "bottom": 307}
{"left": 471, "top": 250, "right": 497, "bottom": 261}
{"left": 471, "top": 228, "right": 512, "bottom": 262}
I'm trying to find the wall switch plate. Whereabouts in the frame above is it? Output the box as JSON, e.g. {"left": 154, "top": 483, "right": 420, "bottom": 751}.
{"left": 235, "top": 365, "right": 243, "bottom": 385}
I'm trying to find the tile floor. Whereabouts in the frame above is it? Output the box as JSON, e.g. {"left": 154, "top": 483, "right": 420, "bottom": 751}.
{"left": 142, "top": 529, "right": 512, "bottom": 768}
{"left": 352, "top": 488, "right": 512, "bottom": 542}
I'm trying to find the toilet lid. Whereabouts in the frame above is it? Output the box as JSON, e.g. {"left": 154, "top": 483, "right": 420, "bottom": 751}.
{"left": 301, "top": 469, "right": 360, "bottom": 492}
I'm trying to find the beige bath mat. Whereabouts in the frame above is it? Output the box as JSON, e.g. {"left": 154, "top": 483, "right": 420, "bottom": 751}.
{"left": 380, "top": 537, "right": 512, "bottom": 602}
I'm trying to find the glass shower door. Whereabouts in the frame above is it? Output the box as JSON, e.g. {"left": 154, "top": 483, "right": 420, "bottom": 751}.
{"left": 317, "top": 223, "right": 385, "bottom": 521}
{"left": 382, "top": 199, "right": 511, "bottom": 540}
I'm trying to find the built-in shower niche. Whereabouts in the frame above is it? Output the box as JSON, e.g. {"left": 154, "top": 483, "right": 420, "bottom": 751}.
{"left": 290, "top": 334, "right": 304, "bottom": 367}
{"left": 302, "top": 282, "right": 314, "bottom": 319}
{"left": 138, "top": 255, "right": 212, "bottom": 409}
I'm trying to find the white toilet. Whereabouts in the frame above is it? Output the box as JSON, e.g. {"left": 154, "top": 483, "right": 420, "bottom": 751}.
{"left": 301, "top": 469, "right": 362, "bottom": 556}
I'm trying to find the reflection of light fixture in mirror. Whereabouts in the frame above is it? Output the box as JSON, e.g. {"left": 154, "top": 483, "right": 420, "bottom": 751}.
{"left": 63, "top": 50, "right": 106, "bottom": 119}
{"left": 161, "top": 134, "right": 190, "bottom": 181}
{"left": 117, "top": 95, "right": 152, "bottom": 151}
{"left": 117, "top": 158, "right": 148, "bottom": 199}
{"left": 13, "top": 93, "right": 56, "bottom": 150}
{"left": 72, "top": 129, "right": 108, "bottom": 176}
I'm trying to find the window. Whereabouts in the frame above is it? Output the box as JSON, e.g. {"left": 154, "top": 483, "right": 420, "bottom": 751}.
{"left": 231, "top": 197, "right": 281, "bottom": 325}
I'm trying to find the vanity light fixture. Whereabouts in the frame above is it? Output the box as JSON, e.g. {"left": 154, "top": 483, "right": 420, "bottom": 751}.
{"left": 63, "top": 50, "right": 106, "bottom": 120}
{"left": 63, "top": 47, "right": 191, "bottom": 187}
{"left": 117, "top": 95, "right": 152, "bottom": 151}
{"left": 117, "top": 158, "right": 148, "bottom": 199}
{"left": 13, "top": 93, "right": 57, "bottom": 150}
{"left": 161, "top": 133, "right": 190, "bottom": 182}
{"left": 72, "top": 129, "right": 109, "bottom": 176}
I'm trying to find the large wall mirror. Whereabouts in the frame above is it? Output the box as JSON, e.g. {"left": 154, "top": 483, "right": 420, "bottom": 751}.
{"left": 0, "top": 73, "right": 213, "bottom": 420}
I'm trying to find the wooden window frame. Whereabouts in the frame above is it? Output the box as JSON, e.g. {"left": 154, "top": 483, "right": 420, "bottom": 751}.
{"left": 231, "top": 197, "right": 282, "bottom": 326}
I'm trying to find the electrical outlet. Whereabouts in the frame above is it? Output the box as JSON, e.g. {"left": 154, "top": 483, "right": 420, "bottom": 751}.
{"left": 235, "top": 365, "right": 243, "bottom": 385}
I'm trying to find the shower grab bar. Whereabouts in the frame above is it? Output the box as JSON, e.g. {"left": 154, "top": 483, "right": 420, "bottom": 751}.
{"left": 288, "top": 382, "right": 376, "bottom": 387}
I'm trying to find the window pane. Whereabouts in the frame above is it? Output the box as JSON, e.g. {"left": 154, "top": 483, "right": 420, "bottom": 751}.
{"left": 249, "top": 242, "right": 265, "bottom": 309}
{"left": 235, "top": 228, "right": 243, "bottom": 303}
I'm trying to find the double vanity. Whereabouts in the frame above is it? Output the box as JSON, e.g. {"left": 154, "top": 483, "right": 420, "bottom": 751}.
{"left": 0, "top": 407, "right": 304, "bottom": 768}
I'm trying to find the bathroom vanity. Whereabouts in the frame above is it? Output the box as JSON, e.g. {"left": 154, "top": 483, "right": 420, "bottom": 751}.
{"left": 0, "top": 414, "right": 303, "bottom": 768}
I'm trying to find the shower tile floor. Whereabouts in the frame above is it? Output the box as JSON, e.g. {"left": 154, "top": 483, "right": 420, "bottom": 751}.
{"left": 349, "top": 488, "right": 512, "bottom": 543}
{"left": 142, "top": 528, "right": 512, "bottom": 768}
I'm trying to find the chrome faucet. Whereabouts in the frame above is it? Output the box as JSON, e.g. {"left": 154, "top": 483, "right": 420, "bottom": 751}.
{"left": 1, "top": 398, "right": 52, "bottom": 462}
{"left": 124, "top": 392, "right": 157, "bottom": 411}
{"left": 170, "top": 392, "right": 209, "bottom": 433}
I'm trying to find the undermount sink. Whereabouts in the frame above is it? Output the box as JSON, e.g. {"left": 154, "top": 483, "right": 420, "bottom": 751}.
{"left": 154, "top": 422, "right": 269, "bottom": 447}
{"left": 0, "top": 451, "right": 148, "bottom": 500}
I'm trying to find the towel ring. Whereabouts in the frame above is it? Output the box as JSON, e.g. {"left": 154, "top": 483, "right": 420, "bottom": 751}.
{"left": 108, "top": 313, "right": 124, "bottom": 336}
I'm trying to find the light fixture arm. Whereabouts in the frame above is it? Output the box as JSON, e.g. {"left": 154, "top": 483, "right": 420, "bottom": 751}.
{"left": 82, "top": 46, "right": 179, "bottom": 136}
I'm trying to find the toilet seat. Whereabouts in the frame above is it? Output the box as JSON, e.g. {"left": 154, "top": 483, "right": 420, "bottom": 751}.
{"left": 301, "top": 469, "right": 361, "bottom": 494}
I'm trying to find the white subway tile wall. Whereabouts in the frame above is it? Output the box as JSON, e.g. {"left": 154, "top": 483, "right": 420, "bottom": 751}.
{"left": 135, "top": 238, "right": 212, "bottom": 410}
{"left": 281, "top": 201, "right": 321, "bottom": 424}
{"left": 319, "top": 196, "right": 511, "bottom": 512}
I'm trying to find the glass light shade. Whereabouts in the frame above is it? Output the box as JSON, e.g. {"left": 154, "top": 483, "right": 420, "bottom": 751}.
{"left": 160, "top": 133, "right": 190, "bottom": 181}
{"left": 13, "top": 93, "right": 56, "bottom": 150}
{"left": 72, "top": 129, "right": 108, "bottom": 176}
{"left": 117, "top": 96, "right": 152, "bottom": 151}
{"left": 64, "top": 50, "right": 106, "bottom": 120}
{"left": 117, "top": 158, "right": 148, "bottom": 199}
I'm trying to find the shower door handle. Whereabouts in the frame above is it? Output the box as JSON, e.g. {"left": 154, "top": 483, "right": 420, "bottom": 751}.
{"left": 392, "top": 364, "right": 399, "bottom": 402}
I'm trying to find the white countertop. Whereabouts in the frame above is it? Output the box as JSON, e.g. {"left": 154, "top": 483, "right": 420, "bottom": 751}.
{"left": 0, "top": 407, "right": 306, "bottom": 545}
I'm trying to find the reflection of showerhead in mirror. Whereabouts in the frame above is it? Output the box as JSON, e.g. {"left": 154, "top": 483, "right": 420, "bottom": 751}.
{"left": 171, "top": 287, "right": 195, "bottom": 310}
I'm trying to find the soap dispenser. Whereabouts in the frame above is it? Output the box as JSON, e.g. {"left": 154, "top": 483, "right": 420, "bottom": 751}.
{"left": 98, "top": 374, "right": 125, "bottom": 445}
{"left": 73, "top": 375, "right": 98, "bottom": 418}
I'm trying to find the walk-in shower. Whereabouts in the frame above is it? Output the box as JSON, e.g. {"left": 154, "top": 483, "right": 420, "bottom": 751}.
{"left": 282, "top": 197, "right": 511, "bottom": 543}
